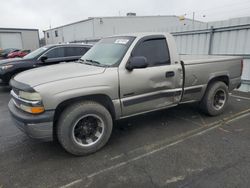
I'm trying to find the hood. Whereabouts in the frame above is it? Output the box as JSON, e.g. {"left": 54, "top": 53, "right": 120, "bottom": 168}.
{"left": 14, "top": 62, "right": 106, "bottom": 87}
{"left": 0, "top": 58, "right": 30, "bottom": 65}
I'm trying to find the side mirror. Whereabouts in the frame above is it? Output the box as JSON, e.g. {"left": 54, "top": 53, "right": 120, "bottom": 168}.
{"left": 40, "top": 56, "right": 48, "bottom": 62}
{"left": 126, "top": 56, "right": 148, "bottom": 71}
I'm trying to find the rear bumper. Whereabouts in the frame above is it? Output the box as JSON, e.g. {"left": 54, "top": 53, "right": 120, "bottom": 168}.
{"left": 229, "top": 77, "right": 242, "bottom": 91}
{"left": 8, "top": 99, "right": 54, "bottom": 141}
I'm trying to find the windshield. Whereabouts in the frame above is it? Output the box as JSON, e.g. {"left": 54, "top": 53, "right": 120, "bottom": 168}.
{"left": 23, "top": 47, "right": 48, "bottom": 59}
{"left": 80, "top": 36, "right": 135, "bottom": 67}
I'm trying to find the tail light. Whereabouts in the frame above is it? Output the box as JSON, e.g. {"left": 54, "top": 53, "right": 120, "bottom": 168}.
{"left": 240, "top": 59, "right": 243, "bottom": 76}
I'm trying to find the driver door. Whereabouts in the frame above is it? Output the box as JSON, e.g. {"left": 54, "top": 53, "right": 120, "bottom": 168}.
{"left": 119, "top": 36, "right": 182, "bottom": 117}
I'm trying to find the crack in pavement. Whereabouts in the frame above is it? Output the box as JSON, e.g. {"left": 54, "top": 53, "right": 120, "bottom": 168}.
{"left": 132, "top": 162, "right": 159, "bottom": 188}
{"left": 179, "top": 155, "right": 250, "bottom": 188}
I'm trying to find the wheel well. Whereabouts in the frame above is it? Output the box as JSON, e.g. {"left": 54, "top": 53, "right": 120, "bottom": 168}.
{"left": 52, "top": 94, "right": 116, "bottom": 139}
{"left": 54, "top": 94, "right": 116, "bottom": 123}
{"left": 207, "top": 76, "right": 229, "bottom": 87}
{"left": 200, "top": 76, "right": 229, "bottom": 101}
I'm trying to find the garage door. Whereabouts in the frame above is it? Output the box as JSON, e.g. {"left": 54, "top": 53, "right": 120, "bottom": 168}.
{"left": 0, "top": 33, "right": 23, "bottom": 49}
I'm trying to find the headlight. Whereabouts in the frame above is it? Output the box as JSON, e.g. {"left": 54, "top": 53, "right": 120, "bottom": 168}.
{"left": 11, "top": 90, "right": 45, "bottom": 114}
{"left": 1, "top": 64, "right": 14, "bottom": 70}
{"left": 19, "top": 91, "right": 42, "bottom": 101}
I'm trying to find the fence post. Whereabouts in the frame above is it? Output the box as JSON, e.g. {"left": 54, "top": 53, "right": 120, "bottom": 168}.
{"left": 208, "top": 26, "right": 214, "bottom": 55}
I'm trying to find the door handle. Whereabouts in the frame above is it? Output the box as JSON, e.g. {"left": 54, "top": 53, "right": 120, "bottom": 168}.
{"left": 165, "top": 71, "right": 175, "bottom": 78}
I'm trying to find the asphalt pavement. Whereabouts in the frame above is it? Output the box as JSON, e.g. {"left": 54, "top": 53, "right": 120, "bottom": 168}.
{"left": 0, "top": 86, "right": 250, "bottom": 188}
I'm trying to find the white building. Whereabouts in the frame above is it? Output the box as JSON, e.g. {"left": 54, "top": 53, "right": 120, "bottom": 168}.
{"left": 0, "top": 28, "right": 40, "bottom": 50}
{"left": 44, "top": 15, "right": 204, "bottom": 44}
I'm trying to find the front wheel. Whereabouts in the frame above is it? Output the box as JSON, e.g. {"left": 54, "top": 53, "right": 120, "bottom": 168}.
{"left": 200, "top": 81, "right": 229, "bottom": 116}
{"left": 57, "top": 101, "right": 113, "bottom": 156}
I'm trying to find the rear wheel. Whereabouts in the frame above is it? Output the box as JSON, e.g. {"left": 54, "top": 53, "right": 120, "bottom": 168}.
{"left": 200, "top": 81, "right": 229, "bottom": 116}
{"left": 57, "top": 101, "right": 113, "bottom": 156}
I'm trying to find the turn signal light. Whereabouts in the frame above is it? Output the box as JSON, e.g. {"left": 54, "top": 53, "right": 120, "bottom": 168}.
{"left": 20, "top": 104, "right": 45, "bottom": 114}
{"left": 30, "top": 107, "right": 45, "bottom": 114}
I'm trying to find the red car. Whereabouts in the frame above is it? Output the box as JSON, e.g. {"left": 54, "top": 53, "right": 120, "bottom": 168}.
{"left": 7, "top": 50, "right": 31, "bottom": 58}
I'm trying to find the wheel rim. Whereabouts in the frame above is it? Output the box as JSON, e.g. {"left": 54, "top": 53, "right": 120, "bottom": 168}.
{"left": 213, "top": 89, "right": 226, "bottom": 110}
{"left": 72, "top": 114, "right": 104, "bottom": 147}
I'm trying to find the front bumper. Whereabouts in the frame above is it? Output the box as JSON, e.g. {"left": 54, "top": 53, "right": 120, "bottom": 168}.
{"left": 8, "top": 99, "right": 55, "bottom": 141}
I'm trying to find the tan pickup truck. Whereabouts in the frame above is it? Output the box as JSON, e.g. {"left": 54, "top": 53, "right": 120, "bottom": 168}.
{"left": 9, "top": 33, "right": 242, "bottom": 155}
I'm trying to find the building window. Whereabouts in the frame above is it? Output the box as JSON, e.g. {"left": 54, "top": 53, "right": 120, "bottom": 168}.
{"left": 55, "top": 30, "right": 58, "bottom": 37}
{"left": 47, "top": 32, "right": 50, "bottom": 38}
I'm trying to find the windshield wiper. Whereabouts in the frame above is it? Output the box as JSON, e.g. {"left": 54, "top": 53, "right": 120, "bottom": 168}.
{"left": 77, "top": 59, "right": 109, "bottom": 67}
{"left": 85, "top": 59, "right": 109, "bottom": 67}
{"left": 77, "top": 59, "right": 85, "bottom": 63}
{"left": 86, "top": 59, "right": 101, "bottom": 65}
{"left": 77, "top": 59, "right": 96, "bottom": 66}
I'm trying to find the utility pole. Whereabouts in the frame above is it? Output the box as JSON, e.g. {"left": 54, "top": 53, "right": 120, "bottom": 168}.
{"left": 192, "top": 12, "right": 195, "bottom": 26}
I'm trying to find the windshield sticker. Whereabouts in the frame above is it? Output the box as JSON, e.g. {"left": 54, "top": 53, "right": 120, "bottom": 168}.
{"left": 115, "top": 39, "right": 129, "bottom": 45}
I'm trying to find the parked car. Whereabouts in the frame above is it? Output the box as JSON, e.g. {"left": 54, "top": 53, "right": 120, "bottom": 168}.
{"left": 0, "top": 48, "right": 20, "bottom": 59}
{"left": 7, "top": 50, "right": 31, "bottom": 58}
{"left": 8, "top": 33, "right": 242, "bottom": 155}
{"left": 0, "top": 44, "right": 92, "bottom": 84}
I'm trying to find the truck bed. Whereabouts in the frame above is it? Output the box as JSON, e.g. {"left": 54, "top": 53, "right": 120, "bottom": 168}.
{"left": 180, "top": 55, "right": 242, "bottom": 103}
{"left": 180, "top": 55, "right": 242, "bottom": 65}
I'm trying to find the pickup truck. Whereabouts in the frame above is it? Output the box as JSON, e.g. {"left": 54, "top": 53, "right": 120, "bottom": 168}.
{"left": 8, "top": 33, "right": 242, "bottom": 156}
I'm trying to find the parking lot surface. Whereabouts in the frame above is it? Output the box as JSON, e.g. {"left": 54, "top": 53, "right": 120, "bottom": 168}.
{"left": 0, "top": 86, "right": 250, "bottom": 188}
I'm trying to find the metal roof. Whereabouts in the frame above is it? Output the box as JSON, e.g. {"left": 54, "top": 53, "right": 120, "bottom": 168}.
{"left": 44, "top": 15, "right": 203, "bottom": 32}
{"left": 0, "top": 28, "right": 38, "bottom": 31}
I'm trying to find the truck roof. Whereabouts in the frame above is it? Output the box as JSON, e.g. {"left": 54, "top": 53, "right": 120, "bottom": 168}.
{"left": 44, "top": 43, "right": 93, "bottom": 48}
{"left": 111, "top": 32, "right": 172, "bottom": 38}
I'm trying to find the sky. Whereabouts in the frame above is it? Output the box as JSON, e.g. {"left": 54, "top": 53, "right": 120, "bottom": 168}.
{"left": 1, "top": 0, "right": 250, "bottom": 38}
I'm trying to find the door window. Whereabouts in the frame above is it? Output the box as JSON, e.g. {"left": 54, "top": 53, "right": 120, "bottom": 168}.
{"left": 65, "top": 47, "right": 88, "bottom": 57}
{"left": 45, "top": 47, "right": 65, "bottom": 58}
{"left": 132, "top": 38, "right": 170, "bottom": 67}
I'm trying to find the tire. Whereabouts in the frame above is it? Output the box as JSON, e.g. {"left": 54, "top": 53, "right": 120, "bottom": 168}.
{"left": 200, "top": 81, "right": 229, "bottom": 116}
{"left": 57, "top": 101, "right": 113, "bottom": 156}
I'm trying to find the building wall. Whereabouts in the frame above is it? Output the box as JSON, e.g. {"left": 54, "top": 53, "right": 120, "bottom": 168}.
{"left": 171, "top": 17, "right": 250, "bottom": 91}
{"left": 0, "top": 28, "right": 39, "bottom": 51}
{"left": 45, "top": 19, "right": 95, "bottom": 44}
{"left": 93, "top": 16, "right": 203, "bottom": 38}
{"left": 44, "top": 16, "right": 204, "bottom": 44}
{"left": 19, "top": 30, "right": 40, "bottom": 50}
